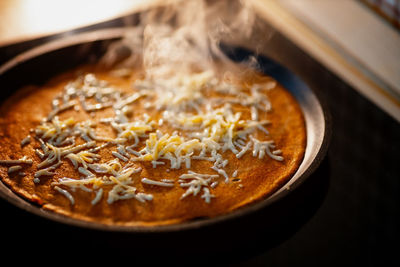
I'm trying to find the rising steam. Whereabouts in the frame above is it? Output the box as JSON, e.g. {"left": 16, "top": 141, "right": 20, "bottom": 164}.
{"left": 101, "top": 0, "right": 271, "bottom": 78}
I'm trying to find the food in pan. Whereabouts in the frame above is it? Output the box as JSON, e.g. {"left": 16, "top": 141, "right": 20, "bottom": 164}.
{"left": 0, "top": 62, "right": 306, "bottom": 226}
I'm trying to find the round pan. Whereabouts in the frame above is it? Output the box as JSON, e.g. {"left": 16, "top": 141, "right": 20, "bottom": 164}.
{"left": 0, "top": 28, "right": 331, "bottom": 234}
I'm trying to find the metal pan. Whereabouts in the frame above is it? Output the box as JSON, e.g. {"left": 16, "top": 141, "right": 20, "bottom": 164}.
{"left": 0, "top": 28, "right": 331, "bottom": 236}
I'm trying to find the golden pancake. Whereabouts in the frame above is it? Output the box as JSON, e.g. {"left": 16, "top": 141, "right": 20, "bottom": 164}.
{"left": 0, "top": 64, "right": 306, "bottom": 226}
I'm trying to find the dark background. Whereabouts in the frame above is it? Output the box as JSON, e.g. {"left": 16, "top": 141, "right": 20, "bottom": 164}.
{"left": 0, "top": 13, "right": 399, "bottom": 266}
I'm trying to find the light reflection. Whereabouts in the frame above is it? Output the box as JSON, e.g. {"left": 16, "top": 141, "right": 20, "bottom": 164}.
{"left": 19, "top": 0, "right": 144, "bottom": 32}
{"left": 0, "top": 0, "right": 153, "bottom": 44}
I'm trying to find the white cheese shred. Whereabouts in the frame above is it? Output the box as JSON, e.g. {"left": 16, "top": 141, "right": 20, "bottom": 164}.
{"left": 141, "top": 177, "right": 174, "bottom": 187}
{"left": 112, "top": 151, "right": 129, "bottom": 162}
{"left": 20, "top": 135, "right": 31, "bottom": 147}
{"left": 8, "top": 165, "right": 22, "bottom": 174}
{"left": 91, "top": 188, "right": 103, "bottom": 205}
{"left": 232, "top": 170, "right": 238, "bottom": 178}
{"left": 0, "top": 156, "right": 33, "bottom": 165}
{"left": 54, "top": 186, "right": 75, "bottom": 205}
{"left": 201, "top": 188, "right": 215, "bottom": 204}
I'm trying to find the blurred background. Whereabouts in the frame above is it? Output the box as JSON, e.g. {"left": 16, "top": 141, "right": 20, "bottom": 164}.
{"left": 0, "top": 0, "right": 399, "bottom": 266}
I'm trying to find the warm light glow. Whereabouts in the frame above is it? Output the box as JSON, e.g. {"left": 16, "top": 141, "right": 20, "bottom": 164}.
{"left": 0, "top": 0, "right": 158, "bottom": 45}
{"left": 19, "top": 0, "right": 144, "bottom": 32}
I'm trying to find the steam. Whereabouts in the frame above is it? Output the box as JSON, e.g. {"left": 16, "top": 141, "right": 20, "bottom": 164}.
{"left": 102, "top": 0, "right": 270, "bottom": 78}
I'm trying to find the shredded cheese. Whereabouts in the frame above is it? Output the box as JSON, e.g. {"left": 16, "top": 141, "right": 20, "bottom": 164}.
{"left": 20, "top": 135, "right": 31, "bottom": 147}
{"left": 54, "top": 186, "right": 75, "bottom": 205}
{"left": 2, "top": 71, "right": 284, "bottom": 207}
{"left": 8, "top": 165, "right": 22, "bottom": 174}
{"left": 91, "top": 188, "right": 103, "bottom": 205}
{"left": 0, "top": 156, "right": 33, "bottom": 165}
{"left": 141, "top": 177, "right": 174, "bottom": 187}
{"left": 178, "top": 171, "right": 218, "bottom": 202}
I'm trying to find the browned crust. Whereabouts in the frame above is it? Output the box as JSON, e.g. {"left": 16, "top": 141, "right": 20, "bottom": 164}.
{"left": 0, "top": 65, "right": 306, "bottom": 226}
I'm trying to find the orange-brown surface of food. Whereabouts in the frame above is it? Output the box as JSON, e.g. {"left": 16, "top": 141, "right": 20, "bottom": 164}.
{"left": 0, "top": 65, "right": 306, "bottom": 226}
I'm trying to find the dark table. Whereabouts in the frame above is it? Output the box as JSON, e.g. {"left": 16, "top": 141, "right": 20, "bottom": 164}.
{"left": 0, "top": 14, "right": 398, "bottom": 266}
